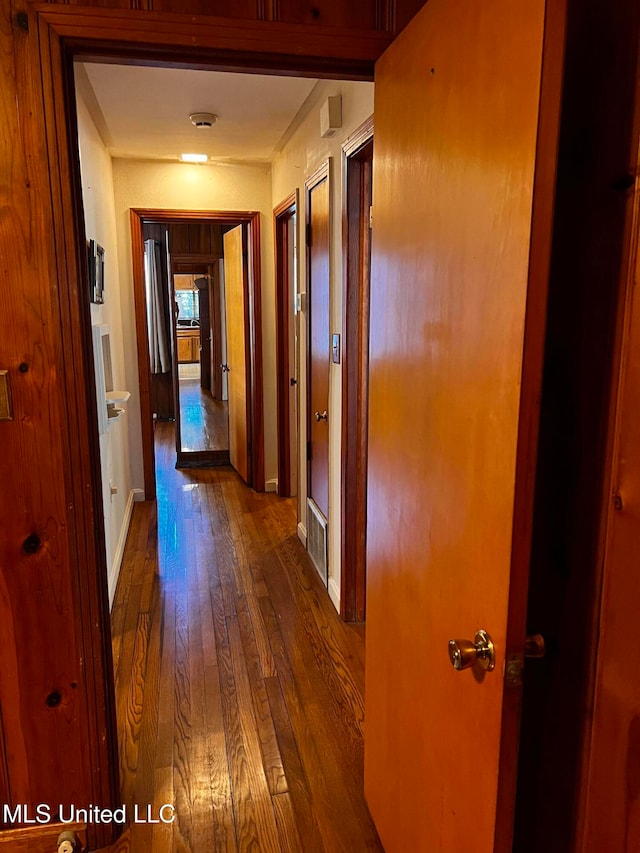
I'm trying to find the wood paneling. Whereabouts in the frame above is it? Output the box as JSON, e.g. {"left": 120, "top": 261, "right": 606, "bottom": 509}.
{"left": 510, "top": 0, "right": 640, "bottom": 847}
{"left": 40, "top": 0, "right": 424, "bottom": 35}
{"left": 168, "top": 223, "right": 223, "bottom": 257}
{"left": 109, "top": 422, "right": 380, "bottom": 850}
{"left": 151, "top": 0, "right": 259, "bottom": 19}
{"left": 582, "top": 193, "right": 640, "bottom": 850}
{"left": 38, "top": 6, "right": 388, "bottom": 80}
{"left": 364, "top": 0, "right": 563, "bottom": 850}
{"left": 278, "top": 0, "right": 377, "bottom": 29}
{"left": 512, "top": 0, "right": 640, "bottom": 847}
{"left": 0, "top": 5, "right": 118, "bottom": 848}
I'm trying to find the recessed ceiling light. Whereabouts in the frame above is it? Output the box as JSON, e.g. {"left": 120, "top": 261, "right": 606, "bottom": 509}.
{"left": 180, "top": 153, "right": 208, "bottom": 163}
{"left": 189, "top": 113, "right": 218, "bottom": 128}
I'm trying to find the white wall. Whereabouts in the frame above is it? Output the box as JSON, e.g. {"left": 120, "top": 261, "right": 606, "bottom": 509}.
{"left": 272, "top": 80, "right": 374, "bottom": 612}
{"left": 76, "top": 80, "right": 137, "bottom": 607}
{"left": 111, "top": 159, "right": 276, "bottom": 490}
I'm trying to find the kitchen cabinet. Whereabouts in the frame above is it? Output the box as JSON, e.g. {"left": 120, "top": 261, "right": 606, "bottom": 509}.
{"left": 177, "top": 328, "right": 199, "bottom": 363}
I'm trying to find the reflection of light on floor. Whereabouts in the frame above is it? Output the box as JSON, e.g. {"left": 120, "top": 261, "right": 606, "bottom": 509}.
{"left": 181, "top": 484, "right": 200, "bottom": 491}
{"left": 178, "top": 378, "right": 229, "bottom": 452}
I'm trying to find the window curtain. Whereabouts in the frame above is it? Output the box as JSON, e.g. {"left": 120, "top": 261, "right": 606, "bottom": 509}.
{"left": 144, "top": 239, "right": 171, "bottom": 374}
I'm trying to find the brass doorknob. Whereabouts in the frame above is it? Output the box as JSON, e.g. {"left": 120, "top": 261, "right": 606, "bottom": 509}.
{"left": 314, "top": 410, "right": 328, "bottom": 422}
{"left": 448, "top": 629, "right": 495, "bottom": 672}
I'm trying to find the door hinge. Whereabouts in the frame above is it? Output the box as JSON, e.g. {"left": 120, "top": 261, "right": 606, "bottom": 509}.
{"left": 306, "top": 224, "right": 312, "bottom": 247}
{"left": 307, "top": 440, "right": 312, "bottom": 461}
{"left": 369, "top": 205, "right": 373, "bottom": 229}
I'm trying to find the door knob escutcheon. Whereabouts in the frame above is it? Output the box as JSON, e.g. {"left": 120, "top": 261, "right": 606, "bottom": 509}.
{"left": 448, "top": 629, "right": 495, "bottom": 672}
{"left": 314, "top": 410, "right": 328, "bottom": 422}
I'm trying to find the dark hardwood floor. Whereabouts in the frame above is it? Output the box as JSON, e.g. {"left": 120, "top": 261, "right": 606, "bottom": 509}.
{"left": 111, "top": 422, "right": 381, "bottom": 852}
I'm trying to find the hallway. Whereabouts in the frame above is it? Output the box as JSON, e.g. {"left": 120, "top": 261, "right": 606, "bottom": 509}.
{"left": 111, "top": 422, "right": 381, "bottom": 852}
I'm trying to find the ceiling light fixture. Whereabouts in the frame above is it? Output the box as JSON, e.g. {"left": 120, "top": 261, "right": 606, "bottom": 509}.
{"left": 189, "top": 112, "right": 218, "bottom": 128}
{"left": 180, "top": 153, "right": 208, "bottom": 163}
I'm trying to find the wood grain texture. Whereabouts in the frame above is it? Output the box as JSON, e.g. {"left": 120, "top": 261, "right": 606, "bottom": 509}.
{"left": 364, "top": 0, "right": 562, "bottom": 850}
{"left": 306, "top": 163, "right": 331, "bottom": 520}
{"left": 0, "top": 5, "right": 118, "bottom": 847}
{"left": 39, "top": 0, "right": 420, "bottom": 39}
{"left": 341, "top": 127, "right": 373, "bottom": 622}
{"left": 110, "top": 422, "right": 379, "bottom": 850}
{"left": 224, "top": 225, "right": 250, "bottom": 483}
{"left": 510, "top": 0, "right": 640, "bottom": 848}
{"left": 577, "top": 33, "right": 640, "bottom": 848}
{"left": 274, "top": 192, "right": 297, "bottom": 498}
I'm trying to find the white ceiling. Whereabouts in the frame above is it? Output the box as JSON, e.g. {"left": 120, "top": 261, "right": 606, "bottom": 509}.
{"left": 79, "top": 63, "right": 319, "bottom": 163}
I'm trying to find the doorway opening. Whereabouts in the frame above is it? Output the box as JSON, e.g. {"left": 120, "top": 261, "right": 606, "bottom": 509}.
{"left": 130, "top": 209, "right": 264, "bottom": 492}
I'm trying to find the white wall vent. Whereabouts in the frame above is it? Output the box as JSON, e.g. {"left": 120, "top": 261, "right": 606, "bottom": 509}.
{"left": 307, "top": 498, "right": 328, "bottom": 585}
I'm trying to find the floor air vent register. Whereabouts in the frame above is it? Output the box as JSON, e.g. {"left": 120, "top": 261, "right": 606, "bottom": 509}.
{"left": 306, "top": 498, "right": 328, "bottom": 586}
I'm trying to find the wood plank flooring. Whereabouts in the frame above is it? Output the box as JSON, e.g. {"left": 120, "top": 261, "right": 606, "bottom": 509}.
{"left": 178, "top": 379, "right": 229, "bottom": 453}
{"left": 111, "top": 422, "right": 382, "bottom": 852}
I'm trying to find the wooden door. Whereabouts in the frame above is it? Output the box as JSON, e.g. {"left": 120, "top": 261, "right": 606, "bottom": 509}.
{"left": 364, "top": 0, "right": 564, "bottom": 851}
{"left": 210, "top": 266, "right": 223, "bottom": 400}
{"left": 275, "top": 194, "right": 299, "bottom": 499}
{"left": 196, "top": 274, "right": 211, "bottom": 391}
{"left": 306, "top": 164, "right": 331, "bottom": 520}
{"left": 223, "top": 225, "right": 250, "bottom": 483}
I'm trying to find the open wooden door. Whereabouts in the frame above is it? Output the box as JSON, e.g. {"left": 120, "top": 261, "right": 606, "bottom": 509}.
{"left": 223, "top": 225, "right": 250, "bottom": 483}
{"left": 364, "top": 0, "right": 565, "bottom": 851}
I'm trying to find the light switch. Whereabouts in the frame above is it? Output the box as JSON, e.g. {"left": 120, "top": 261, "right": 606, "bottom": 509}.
{"left": 332, "top": 334, "right": 341, "bottom": 364}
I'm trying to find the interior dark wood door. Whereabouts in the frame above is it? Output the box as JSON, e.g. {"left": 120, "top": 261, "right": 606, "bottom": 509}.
{"left": 364, "top": 0, "right": 565, "bottom": 850}
{"left": 342, "top": 132, "right": 373, "bottom": 622}
{"left": 307, "top": 165, "right": 331, "bottom": 520}
{"left": 223, "top": 225, "right": 250, "bottom": 483}
{"left": 197, "top": 273, "right": 211, "bottom": 392}
{"left": 578, "top": 173, "right": 640, "bottom": 849}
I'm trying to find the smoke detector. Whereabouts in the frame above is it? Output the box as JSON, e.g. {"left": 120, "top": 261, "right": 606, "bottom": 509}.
{"left": 189, "top": 112, "right": 218, "bottom": 128}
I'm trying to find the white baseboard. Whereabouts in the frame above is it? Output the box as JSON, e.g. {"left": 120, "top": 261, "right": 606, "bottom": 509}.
{"left": 109, "top": 488, "right": 143, "bottom": 610}
{"left": 328, "top": 576, "right": 341, "bottom": 613}
{"left": 297, "top": 521, "right": 307, "bottom": 546}
{"left": 266, "top": 478, "right": 278, "bottom": 493}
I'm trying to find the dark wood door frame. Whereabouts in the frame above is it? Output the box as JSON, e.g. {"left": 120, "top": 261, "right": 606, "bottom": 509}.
{"left": 169, "top": 258, "right": 221, "bottom": 468}
{"left": 170, "top": 255, "right": 220, "bottom": 407}
{"left": 341, "top": 118, "right": 374, "bottom": 622}
{"left": 274, "top": 191, "right": 298, "bottom": 498}
{"left": 131, "top": 209, "right": 264, "bottom": 490}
